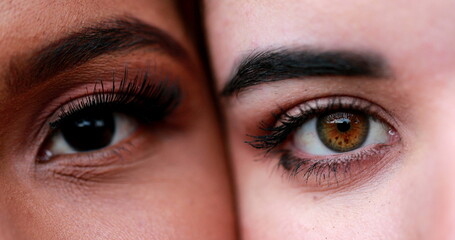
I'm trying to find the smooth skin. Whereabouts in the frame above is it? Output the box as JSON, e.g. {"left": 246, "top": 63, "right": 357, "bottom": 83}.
{"left": 0, "top": 1, "right": 235, "bottom": 239}
{"left": 205, "top": 0, "right": 455, "bottom": 239}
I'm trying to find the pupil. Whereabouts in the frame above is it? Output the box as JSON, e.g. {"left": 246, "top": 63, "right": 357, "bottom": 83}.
{"left": 61, "top": 112, "right": 115, "bottom": 152}
{"left": 336, "top": 119, "right": 351, "bottom": 132}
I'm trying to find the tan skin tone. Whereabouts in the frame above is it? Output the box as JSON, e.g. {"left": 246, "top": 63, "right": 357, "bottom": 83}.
{"left": 205, "top": 0, "right": 455, "bottom": 239}
{"left": 0, "top": 1, "right": 235, "bottom": 239}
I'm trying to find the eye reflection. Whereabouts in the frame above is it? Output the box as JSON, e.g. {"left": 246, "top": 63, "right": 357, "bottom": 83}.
{"left": 61, "top": 111, "right": 116, "bottom": 152}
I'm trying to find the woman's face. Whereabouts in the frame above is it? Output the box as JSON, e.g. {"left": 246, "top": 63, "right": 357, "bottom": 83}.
{"left": 0, "top": 1, "right": 234, "bottom": 239}
{"left": 205, "top": 0, "right": 455, "bottom": 239}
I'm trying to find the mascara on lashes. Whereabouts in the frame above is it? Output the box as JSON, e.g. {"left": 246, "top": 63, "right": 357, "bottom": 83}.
{"left": 49, "top": 68, "right": 181, "bottom": 129}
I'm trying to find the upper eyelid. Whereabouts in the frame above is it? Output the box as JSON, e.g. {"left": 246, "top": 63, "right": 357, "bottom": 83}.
{"left": 48, "top": 80, "right": 181, "bottom": 128}
{"left": 281, "top": 96, "right": 398, "bottom": 127}
{"left": 36, "top": 66, "right": 180, "bottom": 124}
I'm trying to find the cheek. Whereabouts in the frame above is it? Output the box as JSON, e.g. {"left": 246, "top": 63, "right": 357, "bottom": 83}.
{"left": 1, "top": 110, "right": 234, "bottom": 239}
{"left": 229, "top": 117, "right": 420, "bottom": 239}
{"left": 4, "top": 163, "right": 233, "bottom": 239}
{"left": 235, "top": 155, "right": 421, "bottom": 240}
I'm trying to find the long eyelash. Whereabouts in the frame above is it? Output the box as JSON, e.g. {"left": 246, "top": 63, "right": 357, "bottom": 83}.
{"left": 246, "top": 109, "right": 315, "bottom": 151}
{"left": 49, "top": 68, "right": 181, "bottom": 129}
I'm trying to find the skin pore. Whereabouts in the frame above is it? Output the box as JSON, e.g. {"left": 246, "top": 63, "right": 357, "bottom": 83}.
{"left": 205, "top": 0, "right": 455, "bottom": 239}
{"left": 0, "top": 1, "right": 235, "bottom": 239}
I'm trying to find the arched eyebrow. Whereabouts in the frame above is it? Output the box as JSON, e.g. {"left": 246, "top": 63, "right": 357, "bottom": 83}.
{"left": 7, "top": 17, "right": 188, "bottom": 94}
{"left": 221, "top": 48, "right": 390, "bottom": 96}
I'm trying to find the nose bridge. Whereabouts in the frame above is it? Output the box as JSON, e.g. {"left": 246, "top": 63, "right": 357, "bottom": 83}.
{"left": 420, "top": 89, "right": 455, "bottom": 239}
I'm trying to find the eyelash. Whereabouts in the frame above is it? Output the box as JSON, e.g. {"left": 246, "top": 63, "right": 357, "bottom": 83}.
{"left": 49, "top": 69, "right": 181, "bottom": 130}
{"left": 248, "top": 96, "right": 398, "bottom": 186}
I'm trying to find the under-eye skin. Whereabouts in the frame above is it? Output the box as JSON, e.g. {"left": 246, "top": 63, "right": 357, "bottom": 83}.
{"left": 248, "top": 96, "right": 400, "bottom": 189}
{"left": 37, "top": 67, "right": 181, "bottom": 165}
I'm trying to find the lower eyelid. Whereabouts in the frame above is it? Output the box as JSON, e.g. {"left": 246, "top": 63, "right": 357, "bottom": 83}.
{"left": 276, "top": 139, "right": 400, "bottom": 191}
{"left": 34, "top": 127, "right": 152, "bottom": 183}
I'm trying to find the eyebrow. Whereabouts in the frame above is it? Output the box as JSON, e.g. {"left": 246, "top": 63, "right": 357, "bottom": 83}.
{"left": 222, "top": 48, "right": 389, "bottom": 96}
{"left": 7, "top": 17, "right": 188, "bottom": 93}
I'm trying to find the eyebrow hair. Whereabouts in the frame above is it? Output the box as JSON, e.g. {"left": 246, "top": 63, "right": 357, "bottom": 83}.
{"left": 7, "top": 17, "right": 188, "bottom": 93}
{"left": 222, "top": 48, "right": 389, "bottom": 96}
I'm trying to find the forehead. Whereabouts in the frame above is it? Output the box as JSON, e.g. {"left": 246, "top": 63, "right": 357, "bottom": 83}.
{"left": 206, "top": 0, "right": 455, "bottom": 84}
{"left": 0, "top": 0, "right": 183, "bottom": 90}
{"left": 0, "top": 0, "right": 179, "bottom": 39}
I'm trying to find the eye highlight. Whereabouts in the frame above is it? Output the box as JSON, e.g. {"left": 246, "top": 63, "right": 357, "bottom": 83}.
{"left": 248, "top": 96, "right": 400, "bottom": 188}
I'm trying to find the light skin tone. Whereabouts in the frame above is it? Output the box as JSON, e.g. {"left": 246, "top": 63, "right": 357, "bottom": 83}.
{"left": 0, "top": 1, "right": 235, "bottom": 239}
{"left": 205, "top": 0, "right": 455, "bottom": 239}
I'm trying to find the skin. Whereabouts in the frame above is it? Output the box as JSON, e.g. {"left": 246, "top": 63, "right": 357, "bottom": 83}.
{"left": 0, "top": 1, "right": 235, "bottom": 239}
{"left": 205, "top": 0, "right": 455, "bottom": 239}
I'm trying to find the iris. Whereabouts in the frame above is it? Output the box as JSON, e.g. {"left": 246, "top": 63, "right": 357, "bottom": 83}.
{"left": 316, "top": 112, "right": 369, "bottom": 152}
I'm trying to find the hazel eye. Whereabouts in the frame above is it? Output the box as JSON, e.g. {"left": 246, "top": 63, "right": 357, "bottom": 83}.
{"left": 39, "top": 111, "right": 137, "bottom": 161}
{"left": 293, "top": 111, "right": 390, "bottom": 155}
{"left": 317, "top": 112, "right": 369, "bottom": 152}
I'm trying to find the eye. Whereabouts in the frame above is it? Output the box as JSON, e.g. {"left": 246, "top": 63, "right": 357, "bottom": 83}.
{"left": 37, "top": 72, "right": 181, "bottom": 163}
{"left": 294, "top": 111, "right": 389, "bottom": 155}
{"left": 40, "top": 111, "right": 137, "bottom": 160}
{"left": 247, "top": 96, "right": 400, "bottom": 188}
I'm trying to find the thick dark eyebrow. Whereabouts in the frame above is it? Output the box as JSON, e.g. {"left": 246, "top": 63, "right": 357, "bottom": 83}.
{"left": 222, "top": 48, "right": 389, "bottom": 96}
{"left": 7, "top": 17, "right": 188, "bottom": 93}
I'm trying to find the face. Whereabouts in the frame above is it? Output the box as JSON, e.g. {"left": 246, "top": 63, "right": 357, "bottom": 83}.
{"left": 0, "top": 1, "right": 235, "bottom": 239}
{"left": 205, "top": 0, "right": 455, "bottom": 239}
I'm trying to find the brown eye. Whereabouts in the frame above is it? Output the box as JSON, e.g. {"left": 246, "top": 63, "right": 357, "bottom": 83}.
{"left": 38, "top": 112, "right": 137, "bottom": 162}
{"left": 60, "top": 111, "right": 116, "bottom": 152}
{"left": 316, "top": 112, "right": 369, "bottom": 152}
{"left": 293, "top": 108, "right": 390, "bottom": 156}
